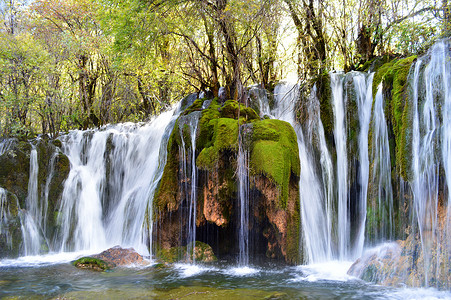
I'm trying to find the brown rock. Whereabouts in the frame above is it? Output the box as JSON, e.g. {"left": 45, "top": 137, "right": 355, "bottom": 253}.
{"left": 92, "top": 246, "right": 148, "bottom": 267}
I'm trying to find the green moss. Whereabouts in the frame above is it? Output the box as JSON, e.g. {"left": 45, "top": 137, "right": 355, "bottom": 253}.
{"left": 372, "top": 59, "right": 397, "bottom": 99}
{"left": 197, "top": 111, "right": 239, "bottom": 171}
{"left": 250, "top": 119, "right": 300, "bottom": 208}
{"left": 197, "top": 99, "right": 221, "bottom": 151}
{"left": 154, "top": 120, "right": 181, "bottom": 212}
{"left": 156, "top": 241, "right": 217, "bottom": 263}
{"left": 220, "top": 100, "right": 259, "bottom": 121}
{"left": 183, "top": 98, "right": 205, "bottom": 115}
{"left": 388, "top": 56, "right": 417, "bottom": 180}
{"left": 72, "top": 257, "right": 112, "bottom": 271}
{"left": 316, "top": 72, "right": 334, "bottom": 137}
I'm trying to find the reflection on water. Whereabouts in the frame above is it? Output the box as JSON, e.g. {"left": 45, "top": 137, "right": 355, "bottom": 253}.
{"left": 1, "top": 257, "right": 450, "bottom": 299}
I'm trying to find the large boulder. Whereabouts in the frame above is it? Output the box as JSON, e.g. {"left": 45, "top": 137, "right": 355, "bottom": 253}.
{"left": 154, "top": 97, "right": 301, "bottom": 264}
{"left": 73, "top": 246, "right": 148, "bottom": 271}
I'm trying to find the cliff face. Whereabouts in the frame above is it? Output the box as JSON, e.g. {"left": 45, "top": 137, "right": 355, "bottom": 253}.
{"left": 0, "top": 138, "right": 70, "bottom": 258}
{"left": 153, "top": 97, "right": 301, "bottom": 263}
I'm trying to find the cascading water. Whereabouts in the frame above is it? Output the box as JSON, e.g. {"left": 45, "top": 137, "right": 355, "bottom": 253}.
{"left": 353, "top": 72, "right": 374, "bottom": 258}
{"left": 368, "top": 84, "right": 394, "bottom": 242}
{"left": 273, "top": 82, "right": 335, "bottom": 263}
{"left": 56, "top": 106, "right": 179, "bottom": 255}
{"left": 301, "top": 86, "right": 335, "bottom": 263}
{"left": 21, "top": 146, "right": 45, "bottom": 255}
{"left": 330, "top": 73, "right": 350, "bottom": 260}
{"left": 178, "top": 111, "right": 201, "bottom": 262}
{"left": 0, "top": 187, "right": 16, "bottom": 251}
{"left": 237, "top": 128, "right": 250, "bottom": 266}
{"left": 408, "top": 39, "right": 450, "bottom": 287}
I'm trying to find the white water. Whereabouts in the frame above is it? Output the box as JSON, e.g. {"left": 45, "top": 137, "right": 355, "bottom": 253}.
{"left": 237, "top": 129, "right": 250, "bottom": 266}
{"left": 331, "top": 73, "right": 350, "bottom": 260}
{"left": 273, "top": 82, "right": 335, "bottom": 263}
{"left": 56, "top": 106, "right": 179, "bottom": 255}
{"left": 178, "top": 111, "right": 201, "bottom": 261}
{"left": 21, "top": 147, "right": 45, "bottom": 255}
{"left": 369, "top": 84, "right": 394, "bottom": 242}
{"left": 408, "top": 39, "right": 450, "bottom": 287}
{"left": 353, "top": 72, "right": 374, "bottom": 258}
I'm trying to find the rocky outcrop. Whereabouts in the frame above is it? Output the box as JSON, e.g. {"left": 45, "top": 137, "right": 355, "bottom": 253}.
{"left": 153, "top": 96, "right": 301, "bottom": 263}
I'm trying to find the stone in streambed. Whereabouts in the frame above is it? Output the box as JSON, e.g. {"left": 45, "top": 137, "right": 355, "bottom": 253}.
{"left": 73, "top": 246, "right": 148, "bottom": 271}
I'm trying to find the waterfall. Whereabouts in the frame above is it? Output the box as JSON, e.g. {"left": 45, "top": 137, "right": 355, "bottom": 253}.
{"left": 353, "top": 72, "right": 374, "bottom": 258}
{"left": 21, "top": 147, "right": 45, "bottom": 255}
{"left": 331, "top": 73, "right": 350, "bottom": 260}
{"left": 368, "top": 84, "right": 394, "bottom": 242}
{"left": 439, "top": 40, "right": 451, "bottom": 291}
{"left": 178, "top": 111, "right": 201, "bottom": 261}
{"left": 56, "top": 106, "right": 178, "bottom": 254}
{"left": 273, "top": 82, "right": 335, "bottom": 263}
{"left": 237, "top": 128, "right": 250, "bottom": 266}
{"left": 0, "top": 188, "right": 16, "bottom": 251}
{"left": 408, "top": 39, "right": 450, "bottom": 287}
{"left": 274, "top": 72, "right": 374, "bottom": 262}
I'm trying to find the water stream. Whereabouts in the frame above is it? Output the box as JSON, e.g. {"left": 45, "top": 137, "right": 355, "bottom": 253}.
{"left": 0, "top": 40, "right": 451, "bottom": 298}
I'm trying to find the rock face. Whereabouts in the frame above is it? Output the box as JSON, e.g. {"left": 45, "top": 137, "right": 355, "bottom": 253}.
{"left": 349, "top": 204, "right": 451, "bottom": 289}
{"left": 153, "top": 97, "right": 300, "bottom": 263}
{"left": 0, "top": 137, "right": 70, "bottom": 258}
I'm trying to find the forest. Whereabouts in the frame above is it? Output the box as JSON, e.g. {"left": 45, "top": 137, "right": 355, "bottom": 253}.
{"left": 0, "top": 0, "right": 448, "bottom": 138}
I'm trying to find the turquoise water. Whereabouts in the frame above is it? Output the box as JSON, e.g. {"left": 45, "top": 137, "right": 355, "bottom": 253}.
{"left": 0, "top": 254, "right": 450, "bottom": 299}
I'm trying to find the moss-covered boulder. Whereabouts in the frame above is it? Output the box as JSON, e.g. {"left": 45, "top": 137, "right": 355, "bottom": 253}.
{"left": 156, "top": 241, "right": 217, "bottom": 263}
{"left": 154, "top": 96, "right": 301, "bottom": 264}
{"left": 250, "top": 119, "right": 300, "bottom": 208}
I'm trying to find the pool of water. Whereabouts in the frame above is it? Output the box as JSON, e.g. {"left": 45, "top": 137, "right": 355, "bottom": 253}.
{"left": 0, "top": 253, "right": 450, "bottom": 299}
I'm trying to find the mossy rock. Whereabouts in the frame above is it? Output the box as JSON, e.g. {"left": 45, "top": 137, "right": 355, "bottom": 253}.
{"left": 374, "top": 56, "right": 416, "bottom": 180}
{"left": 316, "top": 72, "right": 334, "bottom": 137}
{"left": 197, "top": 118, "right": 239, "bottom": 170}
{"left": 250, "top": 119, "right": 300, "bottom": 208}
{"left": 220, "top": 100, "right": 259, "bottom": 121}
{"left": 154, "top": 119, "right": 181, "bottom": 212}
{"left": 72, "top": 257, "right": 114, "bottom": 271}
{"left": 156, "top": 241, "right": 217, "bottom": 263}
{"left": 0, "top": 140, "right": 31, "bottom": 207}
{"left": 183, "top": 98, "right": 206, "bottom": 115}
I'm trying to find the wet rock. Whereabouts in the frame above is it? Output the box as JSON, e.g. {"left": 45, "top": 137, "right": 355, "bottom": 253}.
{"left": 92, "top": 246, "right": 148, "bottom": 267}
{"left": 73, "top": 246, "right": 148, "bottom": 271}
{"left": 72, "top": 257, "right": 113, "bottom": 272}
{"left": 156, "top": 241, "right": 217, "bottom": 263}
